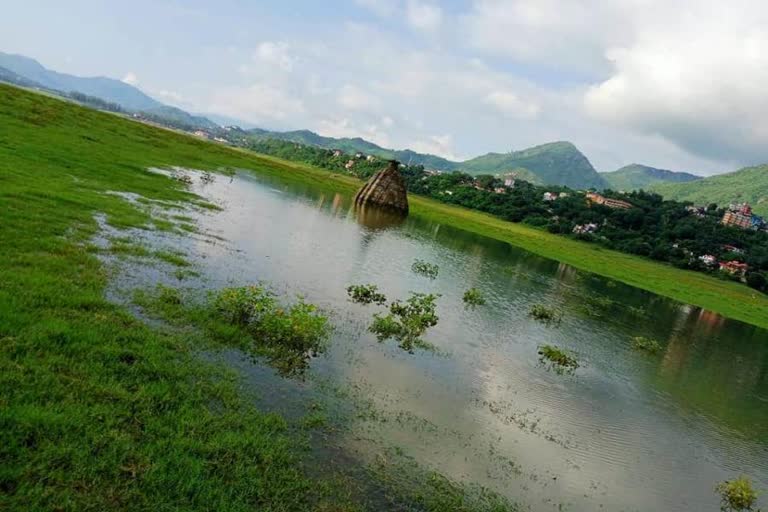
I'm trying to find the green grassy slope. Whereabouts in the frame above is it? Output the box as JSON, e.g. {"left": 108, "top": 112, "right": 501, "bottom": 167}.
{"left": 602, "top": 164, "right": 701, "bottom": 190}
{"left": 650, "top": 164, "right": 768, "bottom": 216}
{"left": 0, "top": 82, "right": 528, "bottom": 511}
{"left": 0, "top": 84, "right": 358, "bottom": 511}
{"left": 459, "top": 141, "right": 607, "bottom": 189}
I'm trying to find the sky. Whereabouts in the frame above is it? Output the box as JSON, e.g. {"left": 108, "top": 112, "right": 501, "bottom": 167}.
{"left": 3, "top": 0, "right": 768, "bottom": 175}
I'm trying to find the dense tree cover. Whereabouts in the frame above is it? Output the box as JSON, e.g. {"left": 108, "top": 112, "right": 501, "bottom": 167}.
{"left": 246, "top": 138, "right": 424, "bottom": 180}
{"left": 67, "top": 91, "right": 125, "bottom": 113}
{"left": 245, "top": 138, "right": 768, "bottom": 294}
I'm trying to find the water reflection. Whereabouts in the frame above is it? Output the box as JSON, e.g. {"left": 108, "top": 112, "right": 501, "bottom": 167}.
{"left": 130, "top": 168, "right": 768, "bottom": 511}
{"left": 352, "top": 202, "right": 408, "bottom": 231}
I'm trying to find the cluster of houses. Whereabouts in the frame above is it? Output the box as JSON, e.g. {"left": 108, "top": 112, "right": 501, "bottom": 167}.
{"left": 698, "top": 245, "right": 749, "bottom": 277}
{"left": 721, "top": 203, "right": 766, "bottom": 231}
{"left": 585, "top": 192, "right": 633, "bottom": 210}
{"left": 331, "top": 149, "right": 378, "bottom": 171}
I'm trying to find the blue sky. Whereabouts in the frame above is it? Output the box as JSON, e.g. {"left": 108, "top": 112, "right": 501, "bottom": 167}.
{"left": 3, "top": 0, "right": 768, "bottom": 174}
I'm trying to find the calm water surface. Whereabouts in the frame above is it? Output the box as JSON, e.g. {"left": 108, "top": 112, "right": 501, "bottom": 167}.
{"left": 114, "top": 169, "right": 768, "bottom": 511}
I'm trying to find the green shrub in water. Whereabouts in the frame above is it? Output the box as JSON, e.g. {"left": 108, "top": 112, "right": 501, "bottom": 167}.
{"left": 529, "top": 304, "right": 562, "bottom": 325}
{"left": 462, "top": 288, "right": 486, "bottom": 309}
{"left": 538, "top": 344, "right": 579, "bottom": 374}
{"left": 346, "top": 283, "right": 387, "bottom": 305}
{"left": 212, "top": 284, "right": 277, "bottom": 326}
{"left": 631, "top": 336, "right": 662, "bottom": 354}
{"left": 411, "top": 259, "right": 439, "bottom": 279}
{"left": 715, "top": 476, "right": 759, "bottom": 511}
{"left": 370, "top": 292, "right": 440, "bottom": 352}
{"left": 211, "top": 285, "right": 330, "bottom": 375}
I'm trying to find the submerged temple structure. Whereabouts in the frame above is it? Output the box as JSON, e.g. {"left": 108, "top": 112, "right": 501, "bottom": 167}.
{"left": 353, "top": 160, "right": 409, "bottom": 213}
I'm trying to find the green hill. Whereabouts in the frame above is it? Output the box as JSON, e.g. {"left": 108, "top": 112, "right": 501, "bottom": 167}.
{"left": 601, "top": 164, "right": 701, "bottom": 191}
{"left": 247, "top": 128, "right": 459, "bottom": 171}
{"left": 459, "top": 141, "right": 606, "bottom": 189}
{"left": 650, "top": 164, "right": 768, "bottom": 216}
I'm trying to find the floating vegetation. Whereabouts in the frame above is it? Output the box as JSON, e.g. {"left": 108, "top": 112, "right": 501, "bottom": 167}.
{"left": 411, "top": 259, "right": 439, "bottom": 279}
{"left": 154, "top": 249, "right": 190, "bottom": 267}
{"left": 538, "top": 344, "right": 579, "bottom": 375}
{"left": 529, "top": 304, "right": 562, "bottom": 326}
{"left": 170, "top": 170, "right": 193, "bottom": 184}
{"left": 370, "top": 292, "right": 440, "bottom": 352}
{"left": 346, "top": 284, "right": 387, "bottom": 305}
{"left": 715, "top": 476, "right": 759, "bottom": 511}
{"left": 627, "top": 305, "right": 647, "bottom": 317}
{"left": 631, "top": 336, "right": 662, "bottom": 354}
{"left": 156, "top": 284, "right": 183, "bottom": 305}
{"left": 462, "top": 288, "right": 486, "bottom": 309}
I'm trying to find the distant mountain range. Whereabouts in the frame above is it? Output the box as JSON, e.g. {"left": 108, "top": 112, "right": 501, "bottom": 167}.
{"left": 0, "top": 52, "right": 161, "bottom": 111}
{"left": 601, "top": 164, "right": 701, "bottom": 191}
{"left": 10, "top": 50, "right": 758, "bottom": 197}
{"left": 650, "top": 164, "right": 768, "bottom": 216}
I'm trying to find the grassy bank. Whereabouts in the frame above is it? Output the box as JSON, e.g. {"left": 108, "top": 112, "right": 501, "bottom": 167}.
{"left": 0, "top": 83, "right": 526, "bottom": 510}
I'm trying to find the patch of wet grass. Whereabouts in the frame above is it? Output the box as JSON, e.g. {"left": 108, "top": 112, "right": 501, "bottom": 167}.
{"left": 463, "top": 288, "right": 487, "bottom": 309}
{"left": 716, "top": 476, "right": 759, "bottom": 511}
{"left": 631, "top": 336, "right": 662, "bottom": 354}
{"left": 346, "top": 284, "right": 387, "bottom": 306}
{"left": 136, "top": 284, "right": 331, "bottom": 377}
{"left": 154, "top": 249, "right": 191, "bottom": 267}
{"left": 529, "top": 304, "right": 562, "bottom": 326}
{"left": 411, "top": 259, "right": 439, "bottom": 279}
{"left": 538, "top": 345, "right": 579, "bottom": 375}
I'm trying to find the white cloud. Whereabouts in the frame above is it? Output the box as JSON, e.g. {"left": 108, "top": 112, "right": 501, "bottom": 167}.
{"left": 409, "top": 134, "right": 461, "bottom": 160}
{"left": 122, "top": 72, "right": 138, "bottom": 85}
{"left": 208, "top": 83, "right": 305, "bottom": 124}
{"left": 337, "top": 84, "right": 381, "bottom": 111}
{"left": 354, "top": 0, "right": 399, "bottom": 17}
{"left": 254, "top": 41, "right": 294, "bottom": 71}
{"left": 584, "top": 0, "right": 768, "bottom": 163}
{"left": 484, "top": 90, "right": 540, "bottom": 119}
{"left": 463, "top": 0, "right": 623, "bottom": 73}
{"left": 406, "top": 1, "right": 443, "bottom": 32}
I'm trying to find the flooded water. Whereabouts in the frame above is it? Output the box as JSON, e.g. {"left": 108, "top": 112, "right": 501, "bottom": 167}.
{"left": 109, "top": 169, "right": 768, "bottom": 511}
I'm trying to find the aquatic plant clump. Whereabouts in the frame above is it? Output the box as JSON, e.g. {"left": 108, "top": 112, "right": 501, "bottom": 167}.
{"left": 529, "top": 304, "right": 562, "bottom": 326}
{"left": 538, "top": 345, "right": 579, "bottom": 375}
{"left": 346, "top": 283, "right": 387, "bottom": 305}
{"left": 411, "top": 259, "right": 439, "bottom": 279}
{"left": 462, "top": 288, "right": 487, "bottom": 309}
{"left": 631, "top": 336, "right": 662, "bottom": 354}
{"left": 210, "top": 285, "right": 331, "bottom": 375}
{"left": 370, "top": 292, "right": 440, "bottom": 352}
{"left": 715, "top": 476, "right": 759, "bottom": 511}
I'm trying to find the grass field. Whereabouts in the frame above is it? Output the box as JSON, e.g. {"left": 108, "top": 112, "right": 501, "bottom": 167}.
{"left": 0, "top": 81, "right": 766, "bottom": 508}
{"left": 0, "top": 83, "right": 529, "bottom": 511}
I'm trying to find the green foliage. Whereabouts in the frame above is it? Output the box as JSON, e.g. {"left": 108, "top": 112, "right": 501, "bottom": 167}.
{"left": 411, "top": 259, "right": 440, "bottom": 279}
{"left": 0, "top": 82, "right": 371, "bottom": 509}
{"left": 210, "top": 285, "right": 331, "bottom": 375}
{"left": 631, "top": 336, "right": 662, "bottom": 354}
{"left": 212, "top": 284, "right": 278, "bottom": 326}
{"left": 529, "top": 304, "right": 562, "bottom": 326}
{"left": 370, "top": 293, "right": 440, "bottom": 352}
{"left": 652, "top": 164, "right": 768, "bottom": 217}
{"left": 537, "top": 345, "right": 580, "bottom": 375}
{"left": 715, "top": 476, "right": 760, "bottom": 511}
{"left": 462, "top": 288, "right": 487, "bottom": 309}
{"left": 346, "top": 283, "right": 387, "bottom": 305}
